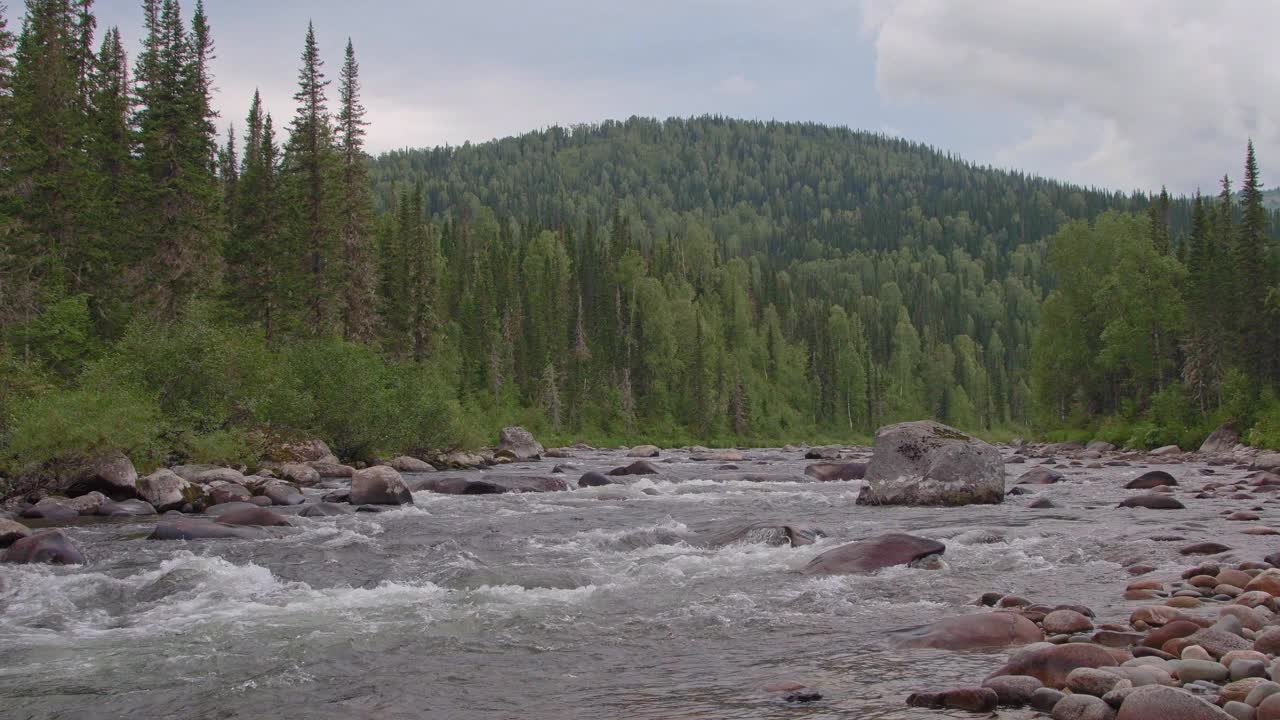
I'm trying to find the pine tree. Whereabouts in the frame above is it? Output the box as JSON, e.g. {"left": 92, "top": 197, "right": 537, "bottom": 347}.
{"left": 218, "top": 123, "right": 237, "bottom": 224}
{"left": 282, "top": 22, "right": 340, "bottom": 335}
{"left": 0, "top": 3, "right": 14, "bottom": 100}
{"left": 335, "top": 39, "right": 377, "bottom": 342}
{"left": 1235, "top": 141, "right": 1270, "bottom": 379}
{"left": 1147, "top": 186, "right": 1170, "bottom": 254}
{"left": 227, "top": 96, "right": 287, "bottom": 338}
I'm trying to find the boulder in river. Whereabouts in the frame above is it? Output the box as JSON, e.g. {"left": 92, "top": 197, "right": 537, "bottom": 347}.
{"left": 1150, "top": 445, "right": 1182, "bottom": 457}
{"left": 497, "top": 426, "right": 544, "bottom": 461}
{"left": 698, "top": 522, "right": 825, "bottom": 548}
{"left": 298, "top": 502, "right": 352, "bottom": 517}
{"left": 389, "top": 456, "right": 435, "bottom": 473}
{"left": 608, "top": 460, "right": 661, "bottom": 477}
{"left": 215, "top": 506, "right": 291, "bottom": 527}
{"left": 1199, "top": 425, "right": 1239, "bottom": 455}
{"left": 627, "top": 445, "right": 661, "bottom": 458}
{"left": 436, "top": 450, "right": 487, "bottom": 469}
{"left": 62, "top": 450, "right": 138, "bottom": 500}
{"left": 894, "top": 611, "right": 1044, "bottom": 650}
{"left": 350, "top": 466, "right": 414, "bottom": 505}
{"left": 274, "top": 463, "right": 320, "bottom": 487}
{"left": 578, "top": 471, "right": 618, "bottom": 488}
{"left": 136, "top": 469, "right": 206, "bottom": 512}
{"left": 1017, "top": 467, "right": 1064, "bottom": 485}
{"left": 2, "top": 529, "right": 85, "bottom": 564}
{"left": 1125, "top": 471, "right": 1177, "bottom": 490}
{"left": 307, "top": 461, "right": 355, "bottom": 478}
{"left": 1252, "top": 452, "right": 1280, "bottom": 472}
{"left": 148, "top": 518, "right": 268, "bottom": 540}
{"left": 803, "top": 462, "right": 866, "bottom": 481}
{"left": 801, "top": 532, "right": 945, "bottom": 575}
{"left": 0, "top": 518, "right": 31, "bottom": 547}
{"left": 1118, "top": 495, "right": 1184, "bottom": 509}
{"left": 856, "top": 420, "right": 1004, "bottom": 506}
{"left": 97, "top": 499, "right": 157, "bottom": 517}
{"left": 986, "top": 643, "right": 1123, "bottom": 689}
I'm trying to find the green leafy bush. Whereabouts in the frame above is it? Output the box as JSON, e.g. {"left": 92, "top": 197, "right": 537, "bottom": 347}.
{"left": 3, "top": 384, "right": 164, "bottom": 472}
{"left": 1247, "top": 396, "right": 1280, "bottom": 450}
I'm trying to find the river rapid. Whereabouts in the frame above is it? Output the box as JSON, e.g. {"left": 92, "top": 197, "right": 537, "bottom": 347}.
{"left": 2, "top": 446, "right": 1271, "bottom": 719}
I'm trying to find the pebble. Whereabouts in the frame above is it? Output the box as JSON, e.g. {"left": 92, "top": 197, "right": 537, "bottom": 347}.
{"left": 1176, "top": 659, "right": 1230, "bottom": 683}
{"left": 1234, "top": 660, "right": 1269, "bottom": 681}
{"left": 1031, "top": 687, "right": 1066, "bottom": 712}
{"left": 1052, "top": 693, "right": 1116, "bottom": 719}
{"left": 1225, "top": 700, "right": 1257, "bottom": 720}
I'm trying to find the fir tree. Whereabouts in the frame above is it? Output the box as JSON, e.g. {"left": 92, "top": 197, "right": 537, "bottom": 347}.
{"left": 335, "top": 39, "right": 377, "bottom": 342}
{"left": 1235, "top": 141, "right": 1270, "bottom": 379}
{"left": 283, "top": 22, "right": 340, "bottom": 335}
{"left": 133, "top": 0, "right": 223, "bottom": 317}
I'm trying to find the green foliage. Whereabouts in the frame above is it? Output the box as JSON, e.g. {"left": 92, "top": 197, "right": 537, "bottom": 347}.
{"left": 1247, "top": 395, "right": 1280, "bottom": 450}
{"left": 179, "top": 428, "right": 264, "bottom": 467}
{"left": 4, "top": 384, "right": 163, "bottom": 472}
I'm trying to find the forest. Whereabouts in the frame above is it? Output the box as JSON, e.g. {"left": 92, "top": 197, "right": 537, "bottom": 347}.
{"left": 1, "top": 0, "right": 1279, "bottom": 480}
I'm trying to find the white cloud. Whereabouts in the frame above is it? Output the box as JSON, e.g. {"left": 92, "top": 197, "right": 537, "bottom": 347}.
{"left": 862, "top": 0, "right": 1280, "bottom": 192}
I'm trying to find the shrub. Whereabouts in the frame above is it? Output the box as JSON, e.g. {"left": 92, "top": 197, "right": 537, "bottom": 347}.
{"left": 1247, "top": 396, "right": 1280, "bottom": 450}
{"left": 3, "top": 384, "right": 164, "bottom": 472}
{"left": 179, "top": 428, "right": 266, "bottom": 467}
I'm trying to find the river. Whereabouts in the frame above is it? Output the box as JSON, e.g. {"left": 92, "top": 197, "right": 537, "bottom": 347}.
{"left": 1, "top": 446, "right": 1265, "bottom": 719}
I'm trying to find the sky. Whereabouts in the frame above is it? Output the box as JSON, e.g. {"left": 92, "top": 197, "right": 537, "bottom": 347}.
{"left": 78, "top": 0, "right": 1280, "bottom": 195}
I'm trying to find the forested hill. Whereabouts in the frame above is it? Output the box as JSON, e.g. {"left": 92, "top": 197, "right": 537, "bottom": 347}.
{"left": 371, "top": 117, "right": 1136, "bottom": 260}
{"left": 3, "top": 0, "right": 1276, "bottom": 479}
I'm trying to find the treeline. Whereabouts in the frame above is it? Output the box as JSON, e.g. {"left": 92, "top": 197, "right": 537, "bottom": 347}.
{"left": 1033, "top": 145, "right": 1280, "bottom": 450}
{"left": 2, "top": 2, "right": 1276, "bottom": 477}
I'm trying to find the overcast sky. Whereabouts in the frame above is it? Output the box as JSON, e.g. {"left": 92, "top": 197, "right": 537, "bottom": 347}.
{"left": 81, "top": 0, "right": 1279, "bottom": 195}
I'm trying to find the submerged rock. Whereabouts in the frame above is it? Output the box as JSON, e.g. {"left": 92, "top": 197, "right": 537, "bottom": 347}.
{"left": 2, "top": 529, "right": 85, "bottom": 564}
{"left": 1018, "top": 467, "right": 1064, "bottom": 485}
{"left": 578, "top": 471, "right": 618, "bottom": 488}
{"left": 856, "top": 420, "right": 1004, "bottom": 506}
{"left": 298, "top": 502, "right": 352, "bottom": 517}
{"left": 1119, "top": 495, "right": 1185, "bottom": 510}
{"left": 803, "top": 462, "right": 866, "bottom": 481}
{"left": 627, "top": 444, "right": 661, "bottom": 458}
{"left": 895, "top": 611, "right": 1044, "bottom": 650}
{"left": 148, "top": 518, "right": 268, "bottom": 540}
{"left": 986, "top": 643, "right": 1123, "bottom": 689}
{"left": 608, "top": 460, "right": 661, "bottom": 477}
{"left": 801, "top": 533, "right": 945, "bottom": 575}
{"left": 698, "top": 522, "right": 825, "bottom": 548}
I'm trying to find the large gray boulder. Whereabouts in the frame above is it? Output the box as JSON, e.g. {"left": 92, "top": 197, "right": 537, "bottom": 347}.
{"left": 497, "top": 426, "right": 544, "bottom": 461}
{"left": 350, "top": 466, "right": 414, "bottom": 505}
{"left": 63, "top": 450, "right": 138, "bottom": 499}
{"left": 2, "top": 529, "right": 85, "bottom": 564}
{"left": 1199, "top": 425, "right": 1239, "bottom": 454}
{"left": 136, "top": 469, "right": 205, "bottom": 512}
{"left": 856, "top": 421, "right": 1004, "bottom": 506}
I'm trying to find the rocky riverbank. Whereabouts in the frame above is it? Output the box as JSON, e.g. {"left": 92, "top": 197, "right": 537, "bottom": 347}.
{"left": 4, "top": 423, "right": 1280, "bottom": 718}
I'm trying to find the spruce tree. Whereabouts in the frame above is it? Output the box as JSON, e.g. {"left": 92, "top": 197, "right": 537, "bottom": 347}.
{"left": 85, "top": 25, "right": 132, "bottom": 330}
{"left": 133, "top": 0, "right": 223, "bottom": 317}
{"left": 7, "top": 0, "right": 91, "bottom": 298}
{"left": 227, "top": 107, "right": 286, "bottom": 337}
{"left": 0, "top": 3, "right": 16, "bottom": 100}
{"left": 1235, "top": 141, "right": 1270, "bottom": 379}
{"left": 335, "top": 38, "right": 377, "bottom": 342}
{"left": 282, "top": 22, "right": 340, "bottom": 335}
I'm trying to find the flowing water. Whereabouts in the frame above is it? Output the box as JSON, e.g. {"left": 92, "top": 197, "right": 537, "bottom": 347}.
{"left": 1, "top": 447, "right": 1270, "bottom": 719}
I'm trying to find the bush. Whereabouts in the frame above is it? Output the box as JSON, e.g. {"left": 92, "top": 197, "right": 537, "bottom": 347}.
{"left": 1247, "top": 396, "right": 1280, "bottom": 450}
{"left": 179, "top": 428, "right": 266, "bottom": 467}
{"left": 3, "top": 384, "right": 164, "bottom": 472}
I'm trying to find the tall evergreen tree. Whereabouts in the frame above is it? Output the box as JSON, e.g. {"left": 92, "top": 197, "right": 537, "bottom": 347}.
{"left": 283, "top": 22, "right": 339, "bottom": 335}
{"left": 133, "top": 0, "right": 223, "bottom": 317}
{"left": 84, "top": 25, "right": 132, "bottom": 330}
{"left": 1235, "top": 141, "right": 1271, "bottom": 380}
{"left": 335, "top": 38, "right": 377, "bottom": 342}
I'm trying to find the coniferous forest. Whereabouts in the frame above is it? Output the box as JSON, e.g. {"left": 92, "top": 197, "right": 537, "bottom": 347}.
{"left": 2, "top": 1, "right": 1280, "bottom": 478}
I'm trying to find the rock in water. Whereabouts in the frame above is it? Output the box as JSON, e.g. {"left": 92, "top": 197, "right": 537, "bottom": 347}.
{"left": 804, "top": 462, "right": 866, "bottom": 481}
{"left": 389, "top": 456, "right": 435, "bottom": 473}
{"left": 578, "top": 471, "right": 618, "bottom": 488}
{"left": 0, "top": 518, "right": 31, "bottom": 547}
{"left": 627, "top": 444, "right": 661, "bottom": 457}
{"left": 986, "top": 643, "right": 1121, "bottom": 689}
{"left": 63, "top": 450, "right": 138, "bottom": 500}
{"left": 350, "top": 466, "right": 414, "bottom": 505}
{"left": 1125, "top": 471, "right": 1177, "bottom": 490}
{"left": 2, "top": 529, "right": 85, "bottom": 565}
{"left": 1119, "top": 495, "right": 1185, "bottom": 510}
{"left": 1200, "top": 425, "right": 1239, "bottom": 454}
{"left": 1018, "top": 467, "right": 1064, "bottom": 485}
{"left": 801, "top": 532, "right": 944, "bottom": 575}
{"left": 608, "top": 460, "right": 661, "bottom": 476}
{"left": 136, "top": 469, "right": 205, "bottom": 512}
{"left": 497, "top": 426, "right": 544, "bottom": 461}
{"left": 148, "top": 518, "right": 268, "bottom": 541}
{"left": 895, "top": 611, "right": 1044, "bottom": 650}
{"left": 856, "top": 420, "right": 1004, "bottom": 506}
